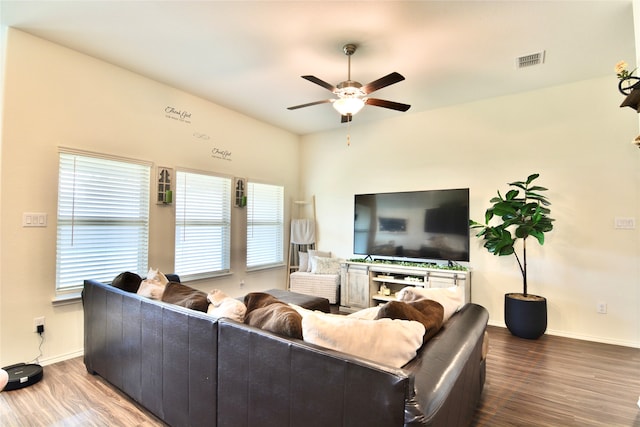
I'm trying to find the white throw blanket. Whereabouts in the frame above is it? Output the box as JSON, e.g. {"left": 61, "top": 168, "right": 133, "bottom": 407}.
{"left": 290, "top": 219, "right": 316, "bottom": 244}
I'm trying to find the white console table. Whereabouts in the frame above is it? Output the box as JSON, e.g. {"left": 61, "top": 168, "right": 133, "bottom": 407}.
{"left": 340, "top": 261, "right": 471, "bottom": 313}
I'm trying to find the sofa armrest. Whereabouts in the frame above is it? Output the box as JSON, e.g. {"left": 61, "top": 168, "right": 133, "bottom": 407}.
{"left": 83, "top": 278, "right": 218, "bottom": 427}
{"left": 403, "top": 303, "right": 489, "bottom": 426}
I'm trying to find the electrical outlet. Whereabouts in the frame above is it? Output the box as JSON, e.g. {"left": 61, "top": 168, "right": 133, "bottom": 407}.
{"left": 33, "top": 316, "right": 45, "bottom": 333}
{"left": 596, "top": 302, "right": 607, "bottom": 314}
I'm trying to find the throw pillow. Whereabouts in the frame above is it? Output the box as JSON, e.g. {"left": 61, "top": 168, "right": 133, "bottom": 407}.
{"left": 244, "top": 292, "right": 303, "bottom": 339}
{"left": 375, "top": 300, "right": 444, "bottom": 343}
{"left": 310, "top": 256, "right": 341, "bottom": 275}
{"left": 245, "top": 304, "right": 303, "bottom": 339}
{"left": 244, "top": 292, "right": 283, "bottom": 311}
{"left": 301, "top": 313, "right": 425, "bottom": 368}
{"left": 207, "top": 289, "right": 246, "bottom": 322}
{"left": 396, "top": 285, "right": 464, "bottom": 322}
{"left": 346, "top": 306, "right": 380, "bottom": 320}
{"left": 161, "top": 282, "right": 209, "bottom": 312}
{"left": 137, "top": 279, "right": 166, "bottom": 300}
{"left": 298, "top": 251, "right": 309, "bottom": 272}
{"left": 146, "top": 267, "right": 169, "bottom": 286}
{"left": 306, "top": 250, "right": 331, "bottom": 272}
{"left": 111, "top": 271, "right": 142, "bottom": 293}
{"left": 288, "top": 303, "right": 343, "bottom": 319}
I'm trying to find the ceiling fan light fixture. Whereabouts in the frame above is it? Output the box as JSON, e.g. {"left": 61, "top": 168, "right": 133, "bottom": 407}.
{"left": 287, "top": 43, "right": 410, "bottom": 123}
{"left": 332, "top": 97, "right": 365, "bottom": 116}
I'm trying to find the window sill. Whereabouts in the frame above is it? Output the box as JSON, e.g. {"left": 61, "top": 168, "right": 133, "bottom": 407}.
{"left": 246, "top": 263, "right": 286, "bottom": 273}
{"left": 180, "top": 271, "right": 233, "bottom": 283}
{"left": 52, "top": 292, "right": 82, "bottom": 306}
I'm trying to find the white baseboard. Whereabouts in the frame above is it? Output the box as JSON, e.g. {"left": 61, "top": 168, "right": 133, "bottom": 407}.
{"left": 38, "top": 349, "right": 84, "bottom": 366}
{"left": 487, "top": 320, "right": 640, "bottom": 349}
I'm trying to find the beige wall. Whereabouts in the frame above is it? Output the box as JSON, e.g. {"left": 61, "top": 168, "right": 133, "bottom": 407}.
{"left": 300, "top": 77, "right": 640, "bottom": 348}
{"left": 0, "top": 29, "right": 300, "bottom": 366}
{"left": 2, "top": 26, "right": 639, "bottom": 368}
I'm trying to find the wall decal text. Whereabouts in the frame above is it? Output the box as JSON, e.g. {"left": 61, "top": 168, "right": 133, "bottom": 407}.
{"left": 165, "top": 106, "right": 192, "bottom": 124}
{"left": 211, "top": 147, "right": 232, "bottom": 161}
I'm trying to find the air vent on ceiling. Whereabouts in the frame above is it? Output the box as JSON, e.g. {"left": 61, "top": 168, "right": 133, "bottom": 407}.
{"left": 517, "top": 51, "right": 545, "bottom": 69}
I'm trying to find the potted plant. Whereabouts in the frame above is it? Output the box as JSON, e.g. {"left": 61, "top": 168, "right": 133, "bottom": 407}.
{"left": 470, "top": 173, "right": 554, "bottom": 339}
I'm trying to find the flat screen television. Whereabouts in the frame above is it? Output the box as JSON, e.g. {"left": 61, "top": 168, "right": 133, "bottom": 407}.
{"left": 353, "top": 188, "right": 470, "bottom": 262}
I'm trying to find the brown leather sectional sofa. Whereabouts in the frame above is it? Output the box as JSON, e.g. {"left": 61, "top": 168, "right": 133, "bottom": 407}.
{"left": 83, "top": 278, "right": 488, "bottom": 427}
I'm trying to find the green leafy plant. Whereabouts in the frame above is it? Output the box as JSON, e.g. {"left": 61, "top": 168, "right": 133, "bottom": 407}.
{"left": 347, "top": 258, "right": 468, "bottom": 271}
{"left": 470, "top": 173, "right": 554, "bottom": 296}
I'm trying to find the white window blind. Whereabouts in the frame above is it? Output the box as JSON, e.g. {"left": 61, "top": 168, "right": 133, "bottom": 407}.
{"left": 247, "top": 182, "right": 284, "bottom": 268}
{"left": 175, "top": 170, "right": 231, "bottom": 279}
{"left": 56, "top": 151, "right": 150, "bottom": 292}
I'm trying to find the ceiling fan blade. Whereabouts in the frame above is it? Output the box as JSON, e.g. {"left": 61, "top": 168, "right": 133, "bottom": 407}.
{"left": 362, "top": 72, "right": 405, "bottom": 94}
{"left": 287, "top": 99, "right": 332, "bottom": 110}
{"left": 341, "top": 114, "right": 352, "bottom": 123}
{"left": 301, "top": 75, "right": 336, "bottom": 92}
{"left": 365, "top": 98, "right": 411, "bottom": 112}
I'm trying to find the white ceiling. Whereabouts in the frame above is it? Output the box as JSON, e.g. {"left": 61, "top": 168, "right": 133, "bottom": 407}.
{"left": 1, "top": 1, "right": 636, "bottom": 135}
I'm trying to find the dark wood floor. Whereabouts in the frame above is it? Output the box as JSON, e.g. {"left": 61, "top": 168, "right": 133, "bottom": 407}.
{"left": 1, "top": 326, "right": 639, "bottom": 426}
{"left": 473, "top": 326, "right": 640, "bottom": 426}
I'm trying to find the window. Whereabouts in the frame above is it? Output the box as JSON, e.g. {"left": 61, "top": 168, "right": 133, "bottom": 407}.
{"left": 56, "top": 150, "right": 150, "bottom": 292}
{"left": 175, "top": 170, "right": 231, "bottom": 280}
{"left": 247, "top": 182, "right": 284, "bottom": 269}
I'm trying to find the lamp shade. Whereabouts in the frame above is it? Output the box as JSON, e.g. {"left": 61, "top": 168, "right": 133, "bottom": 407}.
{"left": 333, "top": 97, "right": 365, "bottom": 116}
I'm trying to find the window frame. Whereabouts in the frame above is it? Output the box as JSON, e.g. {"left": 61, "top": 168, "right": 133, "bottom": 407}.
{"left": 55, "top": 148, "right": 151, "bottom": 296}
{"left": 246, "top": 180, "right": 285, "bottom": 271}
{"left": 174, "top": 168, "right": 232, "bottom": 281}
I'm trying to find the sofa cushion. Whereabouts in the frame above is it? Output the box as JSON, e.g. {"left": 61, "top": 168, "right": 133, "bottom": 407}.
{"left": 161, "top": 282, "right": 209, "bottom": 312}
{"left": 111, "top": 271, "right": 142, "bottom": 293}
{"left": 244, "top": 292, "right": 303, "bottom": 339}
{"left": 375, "top": 300, "right": 444, "bottom": 343}
{"left": 396, "top": 285, "right": 464, "bottom": 322}
{"left": 301, "top": 312, "right": 425, "bottom": 368}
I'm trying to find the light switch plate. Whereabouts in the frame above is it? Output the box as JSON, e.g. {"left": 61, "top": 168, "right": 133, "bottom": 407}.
{"left": 23, "top": 213, "right": 47, "bottom": 227}
{"left": 614, "top": 217, "right": 636, "bottom": 229}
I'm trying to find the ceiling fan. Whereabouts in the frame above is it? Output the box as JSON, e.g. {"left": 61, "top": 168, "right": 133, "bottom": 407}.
{"left": 287, "top": 43, "right": 411, "bottom": 123}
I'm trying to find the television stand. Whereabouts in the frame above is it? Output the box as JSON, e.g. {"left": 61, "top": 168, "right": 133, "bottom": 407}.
{"left": 339, "top": 261, "right": 471, "bottom": 313}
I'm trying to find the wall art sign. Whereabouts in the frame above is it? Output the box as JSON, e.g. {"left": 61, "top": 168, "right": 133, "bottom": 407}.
{"left": 211, "top": 147, "right": 232, "bottom": 161}
{"left": 193, "top": 132, "right": 210, "bottom": 140}
{"left": 157, "top": 166, "right": 173, "bottom": 205}
{"left": 164, "top": 106, "right": 192, "bottom": 124}
{"left": 234, "top": 177, "right": 247, "bottom": 208}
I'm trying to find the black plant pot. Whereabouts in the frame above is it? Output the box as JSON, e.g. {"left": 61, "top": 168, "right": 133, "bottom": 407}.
{"left": 504, "top": 293, "right": 547, "bottom": 339}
